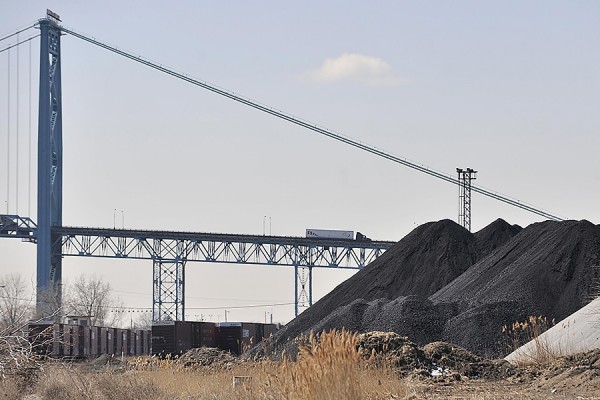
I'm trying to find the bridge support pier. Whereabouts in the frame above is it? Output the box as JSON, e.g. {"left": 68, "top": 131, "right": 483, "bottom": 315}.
{"left": 152, "top": 257, "right": 185, "bottom": 321}
{"left": 294, "top": 264, "right": 313, "bottom": 317}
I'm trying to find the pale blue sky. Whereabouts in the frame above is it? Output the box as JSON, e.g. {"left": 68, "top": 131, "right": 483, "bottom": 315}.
{"left": 1, "top": 1, "right": 599, "bottom": 323}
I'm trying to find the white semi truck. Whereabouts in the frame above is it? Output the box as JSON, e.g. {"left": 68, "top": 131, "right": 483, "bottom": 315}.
{"left": 305, "top": 229, "right": 354, "bottom": 240}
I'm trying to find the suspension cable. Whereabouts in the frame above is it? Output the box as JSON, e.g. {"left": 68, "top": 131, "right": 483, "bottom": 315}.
{"left": 0, "top": 25, "right": 34, "bottom": 43}
{"left": 0, "top": 34, "right": 40, "bottom": 55}
{"left": 16, "top": 33, "right": 19, "bottom": 214}
{"left": 58, "top": 24, "right": 564, "bottom": 221}
{"left": 28, "top": 38, "right": 32, "bottom": 217}
{"left": 6, "top": 48, "right": 10, "bottom": 214}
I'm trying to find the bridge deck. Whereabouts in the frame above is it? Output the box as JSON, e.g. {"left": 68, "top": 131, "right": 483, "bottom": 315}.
{"left": 54, "top": 226, "right": 396, "bottom": 269}
{"left": 1, "top": 215, "right": 395, "bottom": 269}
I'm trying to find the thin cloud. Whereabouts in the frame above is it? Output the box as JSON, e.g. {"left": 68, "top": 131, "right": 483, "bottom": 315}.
{"left": 305, "top": 53, "right": 408, "bottom": 86}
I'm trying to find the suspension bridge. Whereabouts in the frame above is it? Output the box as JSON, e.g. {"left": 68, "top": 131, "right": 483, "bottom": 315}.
{"left": 0, "top": 11, "right": 563, "bottom": 322}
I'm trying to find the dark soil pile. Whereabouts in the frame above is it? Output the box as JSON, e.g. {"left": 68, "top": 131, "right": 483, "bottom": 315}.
{"left": 255, "top": 218, "right": 600, "bottom": 359}
{"left": 176, "top": 347, "right": 237, "bottom": 368}
{"left": 422, "top": 341, "right": 515, "bottom": 380}
{"left": 357, "top": 331, "right": 432, "bottom": 373}
{"left": 503, "top": 348, "right": 600, "bottom": 396}
{"left": 533, "top": 348, "right": 600, "bottom": 391}
{"left": 355, "top": 332, "right": 516, "bottom": 380}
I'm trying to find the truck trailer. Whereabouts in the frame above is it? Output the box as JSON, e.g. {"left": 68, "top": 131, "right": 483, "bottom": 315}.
{"left": 305, "top": 229, "right": 354, "bottom": 240}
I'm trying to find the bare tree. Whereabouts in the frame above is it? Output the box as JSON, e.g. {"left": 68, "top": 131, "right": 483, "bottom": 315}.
{"left": 0, "top": 273, "right": 33, "bottom": 331}
{"left": 66, "top": 274, "right": 123, "bottom": 327}
{"left": 133, "top": 311, "right": 153, "bottom": 330}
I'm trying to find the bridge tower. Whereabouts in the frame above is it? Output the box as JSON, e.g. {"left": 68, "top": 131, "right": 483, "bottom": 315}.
{"left": 456, "top": 168, "right": 477, "bottom": 232}
{"left": 36, "top": 14, "right": 63, "bottom": 317}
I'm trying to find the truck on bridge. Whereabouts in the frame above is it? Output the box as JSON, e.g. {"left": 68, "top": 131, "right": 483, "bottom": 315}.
{"left": 306, "top": 229, "right": 353, "bottom": 240}
{"left": 305, "top": 229, "right": 371, "bottom": 241}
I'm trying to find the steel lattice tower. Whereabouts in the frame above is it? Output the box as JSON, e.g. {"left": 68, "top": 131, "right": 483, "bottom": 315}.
{"left": 457, "top": 168, "right": 477, "bottom": 232}
{"left": 36, "top": 15, "right": 63, "bottom": 318}
{"left": 153, "top": 258, "right": 185, "bottom": 321}
{"left": 294, "top": 265, "right": 313, "bottom": 317}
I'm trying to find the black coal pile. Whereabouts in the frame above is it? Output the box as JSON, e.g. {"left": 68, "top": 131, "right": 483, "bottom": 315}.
{"left": 432, "top": 219, "right": 600, "bottom": 356}
{"left": 256, "top": 218, "right": 600, "bottom": 358}
{"left": 473, "top": 218, "right": 522, "bottom": 256}
{"left": 306, "top": 296, "right": 456, "bottom": 346}
{"left": 269, "top": 219, "right": 497, "bottom": 348}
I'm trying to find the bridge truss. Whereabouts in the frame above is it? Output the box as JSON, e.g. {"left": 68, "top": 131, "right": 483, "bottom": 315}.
{"left": 0, "top": 215, "right": 394, "bottom": 319}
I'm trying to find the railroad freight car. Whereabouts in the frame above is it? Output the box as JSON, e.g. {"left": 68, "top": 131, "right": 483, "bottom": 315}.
{"left": 27, "top": 323, "right": 151, "bottom": 358}
{"left": 151, "top": 321, "right": 280, "bottom": 357}
{"left": 53, "top": 323, "right": 64, "bottom": 356}
{"left": 28, "top": 322, "right": 54, "bottom": 356}
{"left": 116, "top": 328, "right": 124, "bottom": 356}
{"left": 90, "top": 326, "right": 100, "bottom": 357}
{"left": 217, "top": 322, "right": 278, "bottom": 356}
{"left": 192, "top": 321, "right": 217, "bottom": 348}
{"left": 139, "top": 329, "right": 150, "bottom": 355}
{"left": 151, "top": 321, "right": 192, "bottom": 356}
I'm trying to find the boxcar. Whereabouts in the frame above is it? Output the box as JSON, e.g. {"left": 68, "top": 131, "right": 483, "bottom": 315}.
{"left": 217, "top": 322, "right": 278, "bottom": 355}
{"left": 152, "top": 321, "right": 193, "bottom": 356}
{"left": 191, "top": 322, "right": 216, "bottom": 348}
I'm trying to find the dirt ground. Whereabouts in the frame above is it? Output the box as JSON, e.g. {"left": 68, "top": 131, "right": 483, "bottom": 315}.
{"left": 7, "top": 355, "right": 599, "bottom": 400}
{"left": 411, "top": 347, "right": 600, "bottom": 399}
{"left": 5, "top": 337, "right": 599, "bottom": 399}
{"left": 414, "top": 375, "right": 600, "bottom": 400}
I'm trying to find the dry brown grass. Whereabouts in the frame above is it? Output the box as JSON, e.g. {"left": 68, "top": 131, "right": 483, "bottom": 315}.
{"left": 2, "top": 329, "right": 410, "bottom": 399}
{"left": 502, "top": 315, "right": 559, "bottom": 365}
{"left": 30, "top": 364, "right": 162, "bottom": 400}
{"left": 6, "top": 328, "right": 580, "bottom": 399}
{"left": 3, "top": 326, "right": 597, "bottom": 399}
{"left": 274, "top": 329, "right": 363, "bottom": 399}
{"left": 132, "top": 329, "right": 411, "bottom": 399}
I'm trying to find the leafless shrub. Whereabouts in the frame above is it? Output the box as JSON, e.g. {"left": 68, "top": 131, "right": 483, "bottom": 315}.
{"left": 0, "top": 325, "right": 42, "bottom": 390}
